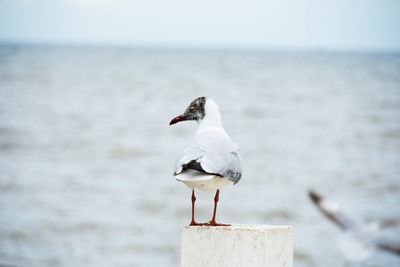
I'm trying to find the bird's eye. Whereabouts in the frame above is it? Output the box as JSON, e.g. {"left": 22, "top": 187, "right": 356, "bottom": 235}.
{"left": 189, "top": 107, "right": 195, "bottom": 112}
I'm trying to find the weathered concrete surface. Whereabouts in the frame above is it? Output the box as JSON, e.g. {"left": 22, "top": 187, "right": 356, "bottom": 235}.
{"left": 181, "top": 224, "right": 293, "bottom": 267}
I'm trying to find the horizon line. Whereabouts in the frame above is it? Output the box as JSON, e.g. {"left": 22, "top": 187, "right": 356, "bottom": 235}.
{"left": 1, "top": 39, "right": 399, "bottom": 55}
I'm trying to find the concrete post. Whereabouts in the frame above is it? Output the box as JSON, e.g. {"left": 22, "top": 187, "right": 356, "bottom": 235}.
{"left": 181, "top": 224, "right": 293, "bottom": 267}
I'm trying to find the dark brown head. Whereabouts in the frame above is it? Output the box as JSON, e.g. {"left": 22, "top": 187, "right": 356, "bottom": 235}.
{"left": 170, "top": 97, "right": 206, "bottom": 125}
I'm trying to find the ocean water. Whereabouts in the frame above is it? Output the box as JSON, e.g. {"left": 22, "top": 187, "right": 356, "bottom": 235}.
{"left": 0, "top": 45, "right": 399, "bottom": 267}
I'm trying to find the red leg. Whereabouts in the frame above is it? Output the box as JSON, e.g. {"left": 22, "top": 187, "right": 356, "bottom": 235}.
{"left": 189, "top": 190, "right": 205, "bottom": 226}
{"left": 208, "top": 189, "right": 230, "bottom": 226}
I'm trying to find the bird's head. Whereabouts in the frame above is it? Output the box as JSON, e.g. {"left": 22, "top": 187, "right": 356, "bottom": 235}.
{"left": 170, "top": 97, "right": 206, "bottom": 125}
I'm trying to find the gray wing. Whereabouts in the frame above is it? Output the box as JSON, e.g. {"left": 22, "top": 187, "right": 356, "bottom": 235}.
{"left": 174, "top": 131, "right": 242, "bottom": 184}
{"left": 199, "top": 149, "right": 242, "bottom": 184}
{"left": 309, "top": 190, "right": 400, "bottom": 257}
{"left": 309, "top": 190, "right": 360, "bottom": 231}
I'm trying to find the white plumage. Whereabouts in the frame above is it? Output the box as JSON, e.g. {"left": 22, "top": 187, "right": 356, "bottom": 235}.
{"left": 173, "top": 98, "right": 242, "bottom": 191}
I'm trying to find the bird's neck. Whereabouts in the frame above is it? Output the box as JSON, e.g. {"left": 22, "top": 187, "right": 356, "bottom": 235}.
{"left": 198, "top": 112, "right": 223, "bottom": 129}
{"left": 197, "top": 99, "right": 224, "bottom": 130}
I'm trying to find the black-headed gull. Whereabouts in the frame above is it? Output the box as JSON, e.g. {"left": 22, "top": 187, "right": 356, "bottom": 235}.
{"left": 170, "top": 97, "right": 242, "bottom": 226}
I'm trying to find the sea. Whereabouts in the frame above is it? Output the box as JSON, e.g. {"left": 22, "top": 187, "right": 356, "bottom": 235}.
{"left": 0, "top": 45, "right": 399, "bottom": 267}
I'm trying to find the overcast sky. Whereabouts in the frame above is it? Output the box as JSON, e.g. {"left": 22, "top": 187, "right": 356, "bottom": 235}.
{"left": 0, "top": 0, "right": 399, "bottom": 51}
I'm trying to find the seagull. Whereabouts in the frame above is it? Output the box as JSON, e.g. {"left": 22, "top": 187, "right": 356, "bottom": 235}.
{"left": 309, "top": 190, "right": 400, "bottom": 257}
{"left": 169, "top": 97, "right": 242, "bottom": 226}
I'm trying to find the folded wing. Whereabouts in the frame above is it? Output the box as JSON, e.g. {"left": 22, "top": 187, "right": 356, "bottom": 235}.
{"left": 174, "top": 130, "right": 242, "bottom": 184}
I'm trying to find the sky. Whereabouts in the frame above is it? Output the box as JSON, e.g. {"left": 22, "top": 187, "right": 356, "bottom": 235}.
{"left": 0, "top": 0, "right": 399, "bottom": 51}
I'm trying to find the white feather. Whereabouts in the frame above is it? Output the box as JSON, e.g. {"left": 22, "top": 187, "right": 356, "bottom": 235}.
{"left": 174, "top": 98, "right": 242, "bottom": 191}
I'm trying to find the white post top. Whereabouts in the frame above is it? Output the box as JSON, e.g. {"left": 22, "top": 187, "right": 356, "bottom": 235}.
{"left": 181, "top": 224, "right": 293, "bottom": 267}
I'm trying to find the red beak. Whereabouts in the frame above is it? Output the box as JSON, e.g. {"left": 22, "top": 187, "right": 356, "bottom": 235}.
{"left": 169, "top": 115, "right": 186, "bottom": 125}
